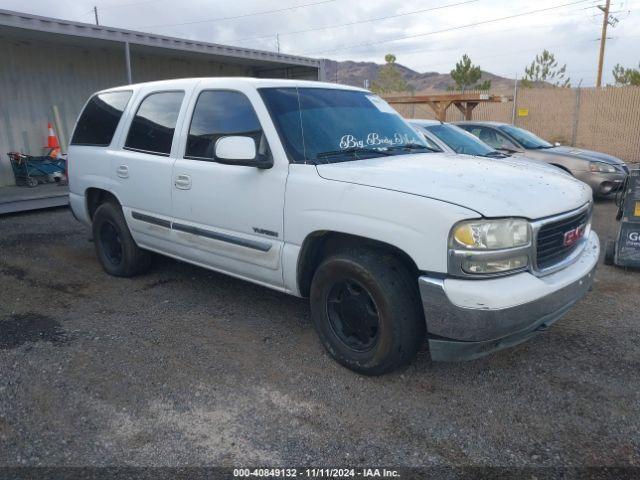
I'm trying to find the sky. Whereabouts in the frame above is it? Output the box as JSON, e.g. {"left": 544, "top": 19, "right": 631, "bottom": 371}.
{"left": 1, "top": 0, "right": 638, "bottom": 86}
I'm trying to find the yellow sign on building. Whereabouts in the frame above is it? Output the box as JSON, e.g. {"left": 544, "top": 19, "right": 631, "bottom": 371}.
{"left": 517, "top": 108, "right": 529, "bottom": 117}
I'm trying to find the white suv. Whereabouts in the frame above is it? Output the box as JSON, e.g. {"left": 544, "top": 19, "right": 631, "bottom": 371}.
{"left": 68, "top": 78, "right": 599, "bottom": 375}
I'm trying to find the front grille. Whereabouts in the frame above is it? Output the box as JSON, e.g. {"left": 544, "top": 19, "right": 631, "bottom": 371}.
{"left": 536, "top": 208, "right": 590, "bottom": 270}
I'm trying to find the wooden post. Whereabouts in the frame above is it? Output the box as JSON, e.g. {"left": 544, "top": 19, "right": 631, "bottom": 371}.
{"left": 427, "top": 101, "right": 452, "bottom": 121}
{"left": 454, "top": 101, "right": 478, "bottom": 120}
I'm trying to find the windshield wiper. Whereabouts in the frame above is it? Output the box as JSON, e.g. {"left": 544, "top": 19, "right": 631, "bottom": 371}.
{"left": 386, "top": 143, "right": 440, "bottom": 153}
{"left": 316, "top": 147, "right": 393, "bottom": 159}
{"left": 482, "top": 151, "right": 508, "bottom": 158}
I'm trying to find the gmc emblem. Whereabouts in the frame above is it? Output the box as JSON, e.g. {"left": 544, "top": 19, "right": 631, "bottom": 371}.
{"left": 563, "top": 224, "right": 586, "bottom": 247}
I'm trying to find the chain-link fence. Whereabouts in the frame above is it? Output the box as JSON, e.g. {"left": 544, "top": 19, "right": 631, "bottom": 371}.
{"left": 392, "top": 86, "right": 640, "bottom": 164}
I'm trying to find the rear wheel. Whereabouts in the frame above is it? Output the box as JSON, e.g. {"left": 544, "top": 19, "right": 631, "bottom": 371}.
{"left": 92, "top": 201, "right": 151, "bottom": 277}
{"left": 604, "top": 239, "right": 616, "bottom": 266}
{"left": 310, "top": 248, "right": 425, "bottom": 375}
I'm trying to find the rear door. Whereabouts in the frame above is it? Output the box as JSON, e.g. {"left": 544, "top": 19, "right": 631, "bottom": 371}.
{"left": 170, "top": 87, "right": 288, "bottom": 288}
{"left": 110, "top": 88, "right": 188, "bottom": 250}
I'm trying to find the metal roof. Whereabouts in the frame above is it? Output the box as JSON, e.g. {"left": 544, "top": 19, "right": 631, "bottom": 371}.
{"left": 0, "top": 8, "right": 320, "bottom": 69}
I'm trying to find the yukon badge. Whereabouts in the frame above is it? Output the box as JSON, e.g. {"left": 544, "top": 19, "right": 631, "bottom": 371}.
{"left": 252, "top": 227, "right": 279, "bottom": 238}
{"left": 563, "top": 224, "right": 586, "bottom": 247}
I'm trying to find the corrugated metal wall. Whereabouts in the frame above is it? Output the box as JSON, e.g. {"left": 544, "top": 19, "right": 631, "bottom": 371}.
{"left": 0, "top": 38, "right": 254, "bottom": 186}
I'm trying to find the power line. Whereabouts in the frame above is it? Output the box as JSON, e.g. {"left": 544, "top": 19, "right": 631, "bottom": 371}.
{"left": 235, "top": 0, "right": 479, "bottom": 43}
{"left": 298, "top": 0, "right": 595, "bottom": 56}
{"left": 288, "top": 2, "right": 600, "bottom": 58}
{"left": 133, "top": 0, "right": 338, "bottom": 29}
{"left": 96, "top": 0, "right": 159, "bottom": 10}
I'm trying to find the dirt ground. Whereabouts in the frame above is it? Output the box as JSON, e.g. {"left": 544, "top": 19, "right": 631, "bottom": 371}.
{"left": 0, "top": 199, "right": 638, "bottom": 468}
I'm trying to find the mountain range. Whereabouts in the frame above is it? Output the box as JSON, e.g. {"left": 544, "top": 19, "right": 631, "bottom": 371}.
{"left": 322, "top": 59, "right": 516, "bottom": 92}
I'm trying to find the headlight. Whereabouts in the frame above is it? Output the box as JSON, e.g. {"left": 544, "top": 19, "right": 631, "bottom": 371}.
{"left": 449, "top": 219, "right": 531, "bottom": 276}
{"left": 452, "top": 219, "right": 530, "bottom": 250}
{"left": 589, "top": 161, "right": 616, "bottom": 173}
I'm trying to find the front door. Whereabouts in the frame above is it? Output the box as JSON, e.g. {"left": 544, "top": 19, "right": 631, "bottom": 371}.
{"left": 170, "top": 89, "right": 287, "bottom": 288}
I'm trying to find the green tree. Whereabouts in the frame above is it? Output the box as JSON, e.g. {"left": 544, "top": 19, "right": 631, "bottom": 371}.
{"left": 371, "top": 54, "right": 408, "bottom": 95}
{"left": 612, "top": 63, "right": 640, "bottom": 86}
{"left": 522, "top": 49, "right": 570, "bottom": 87}
{"left": 449, "top": 54, "right": 491, "bottom": 91}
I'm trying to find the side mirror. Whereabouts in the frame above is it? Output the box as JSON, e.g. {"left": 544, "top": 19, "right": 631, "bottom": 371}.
{"left": 214, "top": 136, "right": 272, "bottom": 169}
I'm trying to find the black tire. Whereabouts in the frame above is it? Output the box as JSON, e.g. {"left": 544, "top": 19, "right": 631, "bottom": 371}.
{"left": 92, "top": 201, "right": 151, "bottom": 277}
{"left": 310, "top": 248, "right": 425, "bottom": 375}
{"left": 604, "top": 239, "right": 616, "bottom": 266}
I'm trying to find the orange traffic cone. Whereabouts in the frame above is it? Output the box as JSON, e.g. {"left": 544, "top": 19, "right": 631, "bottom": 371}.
{"left": 45, "top": 122, "right": 61, "bottom": 158}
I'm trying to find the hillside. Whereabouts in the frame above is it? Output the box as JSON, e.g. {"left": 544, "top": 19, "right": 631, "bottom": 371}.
{"left": 322, "top": 59, "right": 516, "bottom": 92}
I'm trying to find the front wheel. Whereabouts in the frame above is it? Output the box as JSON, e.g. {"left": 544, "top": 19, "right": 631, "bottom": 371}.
{"left": 92, "top": 202, "right": 151, "bottom": 277}
{"left": 310, "top": 248, "right": 425, "bottom": 375}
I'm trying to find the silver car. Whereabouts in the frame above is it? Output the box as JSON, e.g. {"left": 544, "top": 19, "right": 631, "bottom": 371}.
{"left": 410, "top": 120, "right": 568, "bottom": 174}
{"left": 455, "top": 121, "right": 628, "bottom": 196}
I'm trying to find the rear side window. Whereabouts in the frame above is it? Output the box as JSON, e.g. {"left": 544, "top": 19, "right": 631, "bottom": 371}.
{"left": 125, "top": 91, "right": 184, "bottom": 156}
{"left": 71, "top": 91, "right": 132, "bottom": 146}
{"left": 186, "top": 90, "right": 264, "bottom": 160}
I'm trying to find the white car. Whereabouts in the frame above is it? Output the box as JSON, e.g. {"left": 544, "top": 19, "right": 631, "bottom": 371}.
{"left": 68, "top": 78, "right": 599, "bottom": 375}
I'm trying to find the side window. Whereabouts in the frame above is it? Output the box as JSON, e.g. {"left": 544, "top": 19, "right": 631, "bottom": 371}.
{"left": 71, "top": 91, "right": 132, "bottom": 146}
{"left": 493, "top": 130, "right": 519, "bottom": 150}
{"left": 186, "top": 90, "right": 266, "bottom": 161}
{"left": 125, "top": 91, "right": 184, "bottom": 156}
{"left": 476, "top": 127, "right": 503, "bottom": 149}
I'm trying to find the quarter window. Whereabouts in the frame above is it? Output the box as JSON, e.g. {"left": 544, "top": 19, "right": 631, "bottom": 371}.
{"left": 186, "top": 90, "right": 265, "bottom": 161}
{"left": 125, "top": 91, "right": 184, "bottom": 156}
{"left": 71, "top": 91, "right": 132, "bottom": 146}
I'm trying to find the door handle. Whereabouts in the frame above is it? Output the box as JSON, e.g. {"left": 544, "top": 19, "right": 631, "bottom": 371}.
{"left": 174, "top": 174, "right": 192, "bottom": 190}
{"left": 116, "top": 165, "right": 129, "bottom": 179}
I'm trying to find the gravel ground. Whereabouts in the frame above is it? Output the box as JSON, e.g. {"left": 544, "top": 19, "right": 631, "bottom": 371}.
{"left": 0, "top": 199, "right": 638, "bottom": 468}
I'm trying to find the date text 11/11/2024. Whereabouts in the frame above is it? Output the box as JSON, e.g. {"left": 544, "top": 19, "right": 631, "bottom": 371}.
{"left": 232, "top": 468, "right": 400, "bottom": 477}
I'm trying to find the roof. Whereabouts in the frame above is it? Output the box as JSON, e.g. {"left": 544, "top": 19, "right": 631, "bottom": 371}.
{"left": 454, "top": 121, "right": 509, "bottom": 126}
{"left": 0, "top": 8, "right": 320, "bottom": 69}
{"left": 408, "top": 119, "right": 443, "bottom": 126}
{"left": 98, "top": 77, "right": 365, "bottom": 94}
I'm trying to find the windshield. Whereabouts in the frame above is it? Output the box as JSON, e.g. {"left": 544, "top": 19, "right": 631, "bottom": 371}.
{"left": 498, "top": 125, "right": 553, "bottom": 149}
{"left": 259, "top": 87, "right": 431, "bottom": 164}
{"left": 424, "top": 123, "right": 499, "bottom": 156}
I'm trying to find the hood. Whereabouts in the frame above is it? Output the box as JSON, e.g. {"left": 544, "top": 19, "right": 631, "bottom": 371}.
{"left": 547, "top": 146, "right": 626, "bottom": 166}
{"left": 316, "top": 153, "right": 592, "bottom": 219}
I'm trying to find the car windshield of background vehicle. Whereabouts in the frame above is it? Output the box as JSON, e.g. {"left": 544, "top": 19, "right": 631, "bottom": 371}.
{"left": 259, "top": 87, "right": 434, "bottom": 164}
{"left": 498, "top": 125, "right": 553, "bottom": 150}
{"left": 426, "top": 124, "right": 501, "bottom": 157}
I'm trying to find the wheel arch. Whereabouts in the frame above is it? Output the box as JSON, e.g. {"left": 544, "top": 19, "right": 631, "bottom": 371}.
{"left": 296, "top": 230, "right": 420, "bottom": 298}
{"left": 85, "top": 187, "right": 121, "bottom": 220}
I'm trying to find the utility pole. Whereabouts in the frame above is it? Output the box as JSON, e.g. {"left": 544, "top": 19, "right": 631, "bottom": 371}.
{"left": 276, "top": 34, "right": 280, "bottom": 53}
{"left": 596, "top": 0, "right": 611, "bottom": 88}
{"left": 93, "top": 6, "right": 99, "bottom": 26}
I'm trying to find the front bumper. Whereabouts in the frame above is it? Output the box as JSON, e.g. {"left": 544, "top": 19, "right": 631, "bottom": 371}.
{"left": 419, "top": 231, "right": 600, "bottom": 361}
{"left": 575, "top": 171, "right": 626, "bottom": 195}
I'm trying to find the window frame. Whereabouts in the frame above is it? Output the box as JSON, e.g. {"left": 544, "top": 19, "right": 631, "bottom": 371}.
{"left": 183, "top": 88, "right": 267, "bottom": 163}
{"left": 123, "top": 89, "right": 186, "bottom": 158}
{"left": 70, "top": 90, "right": 133, "bottom": 147}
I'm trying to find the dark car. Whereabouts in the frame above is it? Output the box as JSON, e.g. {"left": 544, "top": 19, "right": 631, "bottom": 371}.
{"left": 455, "top": 121, "right": 628, "bottom": 196}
